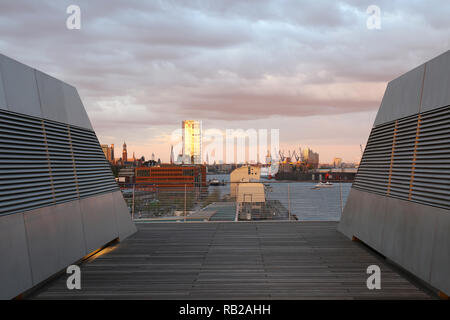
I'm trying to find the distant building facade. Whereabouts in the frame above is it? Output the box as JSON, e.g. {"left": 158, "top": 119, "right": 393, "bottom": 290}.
{"left": 302, "top": 148, "right": 319, "bottom": 169}
{"left": 230, "top": 165, "right": 261, "bottom": 198}
{"left": 122, "top": 141, "right": 128, "bottom": 163}
{"left": 182, "top": 120, "right": 202, "bottom": 164}
{"left": 332, "top": 157, "right": 342, "bottom": 168}
{"left": 101, "top": 144, "right": 115, "bottom": 163}
{"left": 135, "top": 165, "right": 207, "bottom": 189}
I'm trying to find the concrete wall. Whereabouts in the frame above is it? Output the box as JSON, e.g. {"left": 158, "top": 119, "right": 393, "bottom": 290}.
{"left": 0, "top": 54, "right": 136, "bottom": 299}
{"left": 339, "top": 50, "right": 450, "bottom": 296}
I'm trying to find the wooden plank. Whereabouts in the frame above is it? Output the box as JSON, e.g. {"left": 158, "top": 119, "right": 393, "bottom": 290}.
{"left": 30, "top": 222, "right": 434, "bottom": 300}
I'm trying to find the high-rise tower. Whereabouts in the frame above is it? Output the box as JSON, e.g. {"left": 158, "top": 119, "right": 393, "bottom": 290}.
{"left": 122, "top": 141, "right": 127, "bottom": 163}
{"left": 182, "top": 120, "right": 202, "bottom": 164}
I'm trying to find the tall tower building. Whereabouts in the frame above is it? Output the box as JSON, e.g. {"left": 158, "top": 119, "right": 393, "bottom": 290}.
{"left": 101, "top": 144, "right": 115, "bottom": 163}
{"left": 111, "top": 144, "right": 115, "bottom": 163}
{"left": 122, "top": 142, "right": 127, "bottom": 163}
{"left": 182, "top": 120, "right": 202, "bottom": 164}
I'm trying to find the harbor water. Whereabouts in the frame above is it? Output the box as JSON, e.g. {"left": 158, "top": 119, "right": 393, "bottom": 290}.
{"left": 207, "top": 174, "right": 352, "bottom": 221}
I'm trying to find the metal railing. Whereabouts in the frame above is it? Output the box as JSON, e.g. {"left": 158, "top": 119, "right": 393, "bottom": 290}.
{"left": 119, "top": 179, "right": 352, "bottom": 223}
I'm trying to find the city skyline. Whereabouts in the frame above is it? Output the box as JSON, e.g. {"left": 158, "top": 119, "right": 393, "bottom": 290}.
{"left": 1, "top": 1, "right": 449, "bottom": 303}
{"left": 2, "top": 1, "right": 449, "bottom": 164}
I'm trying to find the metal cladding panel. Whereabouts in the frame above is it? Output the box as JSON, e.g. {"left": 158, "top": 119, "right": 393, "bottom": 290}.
{"left": 0, "top": 68, "right": 6, "bottom": 110}
{"left": 421, "top": 50, "right": 450, "bottom": 113}
{"left": 35, "top": 71, "right": 68, "bottom": 124}
{"left": 340, "top": 51, "right": 450, "bottom": 295}
{"left": 79, "top": 193, "right": 119, "bottom": 253}
{"left": 0, "top": 54, "right": 42, "bottom": 118}
{"left": 112, "top": 190, "right": 137, "bottom": 240}
{"left": 339, "top": 190, "right": 449, "bottom": 294}
{"left": 23, "top": 201, "right": 87, "bottom": 285}
{"left": 373, "top": 65, "right": 424, "bottom": 127}
{"left": 61, "top": 83, "right": 93, "bottom": 130}
{"left": 0, "top": 213, "right": 33, "bottom": 299}
{"left": 0, "top": 54, "right": 136, "bottom": 298}
{"left": 380, "top": 197, "right": 438, "bottom": 283}
{"left": 338, "top": 188, "right": 387, "bottom": 253}
{"left": 430, "top": 211, "right": 450, "bottom": 295}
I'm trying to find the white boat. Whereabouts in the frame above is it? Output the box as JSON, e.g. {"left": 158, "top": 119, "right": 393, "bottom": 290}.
{"left": 314, "top": 181, "right": 334, "bottom": 188}
{"left": 260, "top": 163, "right": 279, "bottom": 179}
{"left": 209, "top": 179, "right": 221, "bottom": 186}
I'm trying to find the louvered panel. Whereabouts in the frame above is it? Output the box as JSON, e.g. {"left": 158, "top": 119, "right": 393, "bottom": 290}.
{"left": 352, "top": 105, "right": 450, "bottom": 211}
{"left": 0, "top": 110, "right": 54, "bottom": 214}
{"left": 353, "top": 121, "right": 395, "bottom": 195}
{"left": 388, "top": 115, "right": 418, "bottom": 200}
{"left": 69, "top": 126, "right": 118, "bottom": 198}
{"left": 0, "top": 109, "right": 119, "bottom": 216}
{"left": 44, "top": 120, "right": 79, "bottom": 204}
{"left": 410, "top": 106, "right": 450, "bottom": 209}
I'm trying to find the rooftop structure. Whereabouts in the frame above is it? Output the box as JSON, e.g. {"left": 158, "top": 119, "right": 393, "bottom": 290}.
{"left": 135, "top": 165, "right": 207, "bottom": 189}
{"left": 339, "top": 50, "right": 450, "bottom": 297}
{"left": 230, "top": 165, "right": 261, "bottom": 197}
{"left": 0, "top": 54, "right": 136, "bottom": 299}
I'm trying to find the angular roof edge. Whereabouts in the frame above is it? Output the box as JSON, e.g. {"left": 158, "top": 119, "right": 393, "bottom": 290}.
{"left": 374, "top": 50, "right": 450, "bottom": 126}
{"left": 0, "top": 53, "right": 93, "bottom": 130}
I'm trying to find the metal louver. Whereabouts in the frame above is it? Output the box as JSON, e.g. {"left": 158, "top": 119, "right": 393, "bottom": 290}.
{"left": 0, "top": 109, "right": 119, "bottom": 215}
{"left": 353, "top": 121, "right": 395, "bottom": 194}
{"left": 354, "top": 105, "right": 450, "bottom": 210}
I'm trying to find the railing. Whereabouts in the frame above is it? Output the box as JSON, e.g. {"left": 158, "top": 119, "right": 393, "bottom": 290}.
{"left": 119, "top": 178, "right": 352, "bottom": 223}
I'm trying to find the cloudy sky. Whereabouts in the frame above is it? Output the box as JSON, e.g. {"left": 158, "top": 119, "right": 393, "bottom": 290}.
{"left": 1, "top": 0, "right": 449, "bottom": 163}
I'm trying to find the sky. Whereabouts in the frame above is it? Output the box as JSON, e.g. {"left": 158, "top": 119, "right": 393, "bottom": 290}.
{"left": 1, "top": 0, "right": 449, "bottom": 163}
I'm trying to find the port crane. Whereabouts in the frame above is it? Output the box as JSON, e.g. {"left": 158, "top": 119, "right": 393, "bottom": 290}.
{"left": 292, "top": 150, "right": 301, "bottom": 165}
{"left": 278, "top": 150, "right": 286, "bottom": 162}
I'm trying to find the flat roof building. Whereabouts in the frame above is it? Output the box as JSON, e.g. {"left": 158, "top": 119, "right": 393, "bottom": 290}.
{"left": 135, "top": 165, "right": 207, "bottom": 189}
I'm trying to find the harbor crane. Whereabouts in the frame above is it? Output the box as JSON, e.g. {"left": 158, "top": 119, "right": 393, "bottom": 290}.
{"left": 278, "top": 150, "right": 286, "bottom": 162}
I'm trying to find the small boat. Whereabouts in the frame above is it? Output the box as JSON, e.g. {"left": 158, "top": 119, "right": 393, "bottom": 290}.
{"left": 209, "top": 179, "right": 221, "bottom": 186}
{"left": 313, "top": 181, "right": 334, "bottom": 189}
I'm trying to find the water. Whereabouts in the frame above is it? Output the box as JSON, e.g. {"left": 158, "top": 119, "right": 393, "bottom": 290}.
{"left": 207, "top": 174, "right": 352, "bottom": 221}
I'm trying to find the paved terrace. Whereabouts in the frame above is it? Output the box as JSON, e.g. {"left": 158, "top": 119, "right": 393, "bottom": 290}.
{"left": 31, "top": 222, "right": 433, "bottom": 299}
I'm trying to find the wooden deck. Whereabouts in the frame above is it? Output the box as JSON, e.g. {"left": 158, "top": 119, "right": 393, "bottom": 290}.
{"left": 31, "top": 222, "right": 433, "bottom": 299}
